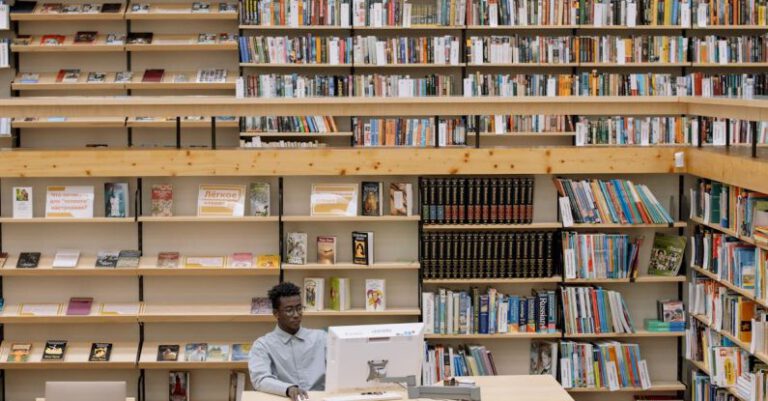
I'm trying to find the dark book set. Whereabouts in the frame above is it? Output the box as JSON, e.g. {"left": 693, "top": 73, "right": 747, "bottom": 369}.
{"left": 420, "top": 177, "right": 535, "bottom": 225}
{"left": 421, "top": 231, "right": 557, "bottom": 279}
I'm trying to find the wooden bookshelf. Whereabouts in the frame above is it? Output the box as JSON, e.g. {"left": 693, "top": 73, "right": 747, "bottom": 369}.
{"left": 563, "top": 278, "right": 631, "bottom": 284}
{"left": 11, "top": 4, "right": 127, "bottom": 21}
{"left": 422, "top": 223, "right": 562, "bottom": 230}
{"left": 125, "top": 35, "right": 237, "bottom": 52}
{"left": 568, "top": 222, "right": 687, "bottom": 228}
{"left": 12, "top": 35, "right": 126, "bottom": 52}
{"left": 138, "top": 341, "right": 249, "bottom": 369}
{"left": 137, "top": 266, "right": 280, "bottom": 277}
{"left": 422, "top": 277, "right": 562, "bottom": 284}
{"left": 477, "top": 132, "right": 576, "bottom": 137}
{"left": 467, "top": 63, "right": 578, "bottom": 68}
{"left": 688, "top": 358, "right": 745, "bottom": 400}
{"left": 0, "top": 310, "right": 138, "bottom": 324}
{"left": 138, "top": 304, "right": 275, "bottom": 323}
{"left": 0, "top": 217, "right": 134, "bottom": 224}
{"left": 239, "top": 63, "right": 353, "bottom": 68}
{"left": 354, "top": 64, "right": 462, "bottom": 68}
{"left": 126, "top": 71, "right": 238, "bottom": 90}
{"left": 425, "top": 332, "right": 562, "bottom": 339}
{"left": 690, "top": 265, "right": 768, "bottom": 308}
{"left": 281, "top": 262, "right": 419, "bottom": 270}
{"left": 238, "top": 25, "right": 351, "bottom": 30}
{"left": 578, "top": 62, "right": 689, "bottom": 67}
{"left": 0, "top": 341, "right": 138, "bottom": 369}
{"left": 353, "top": 25, "right": 464, "bottom": 31}
{"left": 137, "top": 216, "right": 278, "bottom": 223}
{"left": 125, "top": 3, "right": 238, "bottom": 20}
{"left": 690, "top": 215, "right": 768, "bottom": 251}
{"left": 0, "top": 256, "right": 138, "bottom": 277}
{"left": 303, "top": 308, "right": 421, "bottom": 317}
{"left": 690, "top": 313, "right": 768, "bottom": 365}
{"left": 12, "top": 72, "right": 127, "bottom": 91}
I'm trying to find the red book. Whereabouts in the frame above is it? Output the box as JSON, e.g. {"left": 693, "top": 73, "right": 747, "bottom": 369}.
{"left": 142, "top": 69, "right": 165, "bottom": 83}
{"left": 40, "top": 34, "right": 65, "bottom": 45}
{"left": 66, "top": 297, "right": 94, "bottom": 316}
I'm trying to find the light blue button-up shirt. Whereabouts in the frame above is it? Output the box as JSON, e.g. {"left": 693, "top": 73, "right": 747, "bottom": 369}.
{"left": 249, "top": 326, "right": 327, "bottom": 396}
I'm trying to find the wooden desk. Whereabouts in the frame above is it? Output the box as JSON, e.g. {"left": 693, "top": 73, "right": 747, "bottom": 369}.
{"left": 243, "top": 375, "right": 573, "bottom": 401}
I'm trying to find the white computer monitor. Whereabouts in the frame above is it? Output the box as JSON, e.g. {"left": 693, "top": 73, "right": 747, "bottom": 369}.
{"left": 325, "top": 322, "right": 424, "bottom": 392}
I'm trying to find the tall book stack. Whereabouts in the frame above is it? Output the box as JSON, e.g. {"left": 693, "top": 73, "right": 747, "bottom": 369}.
{"left": 560, "top": 286, "right": 635, "bottom": 334}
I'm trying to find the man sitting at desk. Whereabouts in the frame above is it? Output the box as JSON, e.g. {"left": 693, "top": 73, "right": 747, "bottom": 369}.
{"left": 249, "top": 282, "right": 327, "bottom": 401}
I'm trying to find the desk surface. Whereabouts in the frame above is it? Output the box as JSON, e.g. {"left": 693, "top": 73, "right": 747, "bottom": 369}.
{"left": 243, "top": 375, "right": 573, "bottom": 401}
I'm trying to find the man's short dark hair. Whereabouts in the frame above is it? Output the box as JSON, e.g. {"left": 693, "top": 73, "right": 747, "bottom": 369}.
{"left": 268, "top": 282, "right": 301, "bottom": 309}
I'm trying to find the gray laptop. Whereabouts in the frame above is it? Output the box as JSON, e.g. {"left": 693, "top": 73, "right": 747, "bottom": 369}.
{"left": 45, "top": 381, "right": 126, "bottom": 401}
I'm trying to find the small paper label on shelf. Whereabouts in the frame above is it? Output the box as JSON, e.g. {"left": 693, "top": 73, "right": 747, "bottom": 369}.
{"left": 674, "top": 152, "right": 685, "bottom": 168}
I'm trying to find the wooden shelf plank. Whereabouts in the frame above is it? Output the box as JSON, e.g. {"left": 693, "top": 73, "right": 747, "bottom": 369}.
{"left": 11, "top": 5, "right": 127, "bottom": 21}
{"left": 238, "top": 25, "right": 351, "bottom": 30}
{"left": 125, "top": 36, "right": 237, "bottom": 52}
{"left": 478, "top": 132, "right": 576, "bottom": 137}
{"left": 423, "top": 222, "right": 561, "bottom": 230}
{"left": 240, "top": 63, "right": 353, "bottom": 68}
{"left": 240, "top": 132, "right": 353, "bottom": 138}
{"left": 423, "top": 277, "right": 562, "bottom": 284}
{"left": 425, "top": 332, "right": 562, "bottom": 339}
{"left": 138, "top": 216, "right": 278, "bottom": 223}
{"left": 12, "top": 118, "right": 127, "bottom": 128}
{"left": 0, "top": 217, "right": 134, "bottom": 223}
{"left": 579, "top": 62, "right": 689, "bottom": 67}
{"left": 139, "top": 361, "right": 247, "bottom": 369}
{"left": 467, "top": 63, "right": 578, "bottom": 67}
{"left": 12, "top": 35, "right": 125, "bottom": 52}
{"left": 353, "top": 25, "right": 464, "bottom": 31}
{"left": 0, "top": 341, "right": 138, "bottom": 369}
{"left": 568, "top": 222, "right": 687, "bottom": 228}
{"left": 137, "top": 267, "right": 280, "bottom": 276}
{"left": 282, "top": 262, "right": 419, "bottom": 270}
{"left": 139, "top": 304, "right": 275, "bottom": 323}
{"left": 634, "top": 275, "right": 686, "bottom": 283}
{"left": 563, "top": 330, "right": 684, "bottom": 338}
{"left": 0, "top": 314, "right": 137, "bottom": 324}
{"left": 564, "top": 278, "right": 631, "bottom": 284}
{"left": 303, "top": 308, "right": 421, "bottom": 316}
{"left": 282, "top": 215, "right": 420, "bottom": 222}
{"left": 126, "top": 3, "right": 237, "bottom": 20}
{"left": 0, "top": 256, "right": 138, "bottom": 277}
{"left": 566, "top": 381, "right": 685, "bottom": 392}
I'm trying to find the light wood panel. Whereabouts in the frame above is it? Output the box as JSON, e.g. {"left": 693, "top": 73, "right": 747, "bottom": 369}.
{"left": 687, "top": 147, "right": 768, "bottom": 195}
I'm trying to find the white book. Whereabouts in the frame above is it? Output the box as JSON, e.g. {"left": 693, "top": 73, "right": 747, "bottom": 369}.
{"left": 627, "top": 1, "right": 637, "bottom": 26}
{"left": 559, "top": 197, "right": 574, "bottom": 227}
{"left": 329, "top": 40, "right": 340, "bottom": 65}
{"left": 45, "top": 186, "right": 94, "bottom": 218}
{"left": 422, "top": 292, "right": 435, "bottom": 334}
{"left": 12, "top": 186, "right": 33, "bottom": 218}
{"left": 402, "top": 2, "right": 411, "bottom": 27}
{"left": 606, "top": 361, "right": 620, "bottom": 391}
{"left": 560, "top": 358, "right": 572, "bottom": 388}
{"left": 365, "top": 279, "right": 386, "bottom": 311}
{"left": 52, "top": 249, "right": 80, "bottom": 268}
{"left": 681, "top": 0, "right": 691, "bottom": 27}
{"left": 488, "top": 3, "right": 498, "bottom": 26}
{"left": 697, "top": 3, "right": 707, "bottom": 27}
{"left": 446, "top": 289, "right": 453, "bottom": 333}
{"left": 375, "top": 42, "right": 386, "bottom": 66}
{"left": 303, "top": 277, "right": 325, "bottom": 311}
{"left": 340, "top": 3, "right": 350, "bottom": 26}
{"left": 638, "top": 360, "right": 651, "bottom": 389}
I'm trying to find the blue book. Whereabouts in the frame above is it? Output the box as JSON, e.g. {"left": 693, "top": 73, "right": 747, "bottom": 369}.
{"left": 479, "top": 295, "right": 489, "bottom": 334}
{"left": 508, "top": 296, "right": 519, "bottom": 331}
{"left": 519, "top": 298, "right": 527, "bottom": 332}
{"left": 547, "top": 291, "right": 557, "bottom": 333}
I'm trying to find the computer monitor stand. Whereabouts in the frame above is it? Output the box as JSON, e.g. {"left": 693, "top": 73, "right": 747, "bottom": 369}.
{"left": 375, "top": 376, "right": 482, "bottom": 401}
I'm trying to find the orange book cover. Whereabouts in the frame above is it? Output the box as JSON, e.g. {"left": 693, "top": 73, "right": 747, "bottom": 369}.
{"left": 739, "top": 299, "right": 756, "bottom": 342}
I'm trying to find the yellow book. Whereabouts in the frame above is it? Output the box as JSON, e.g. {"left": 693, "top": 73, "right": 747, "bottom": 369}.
{"left": 664, "top": 0, "right": 672, "bottom": 25}
{"left": 256, "top": 254, "right": 280, "bottom": 269}
{"left": 593, "top": 361, "right": 601, "bottom": 388}
{"left": 651, "top": 0, "right": 658, "bottom": 24}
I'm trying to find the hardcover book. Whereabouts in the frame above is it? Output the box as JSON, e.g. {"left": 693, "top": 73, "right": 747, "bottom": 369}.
{"left": 256, "top": 254, "right": 280, "bottom": 269}
{"left": 45, "top": 186, "right": 94, "bottom": 218}
{"left": 361, "top": 182, "right": 382, "bottom": 216}
{"left": 365, "top": 279, "right": 386, "bottom": 311}
{"left": 157, "top": 344, "right": 179, "bottom": 361}
{"left": 231, "top": 343, "right": 251, "bottom": 361}
{"left": 151, "top": 184, "right": 173, "bottom": 216}
{"left": 113, "top": 71, "right": 133, "bottom": 82}
{"left": 40, "top": 34, "right": 65, "bottom": 46}
{"left": 141, "top": 69, "right": 164, "bottom": 83}
{"left": 303, "top": 278, "right": 324, "bottom": 311}
{"left": 286, "top": 232, "right": 307, "bottom": 264}
{"left": 127, "top": 32, "right": 153, "bottom": 44}
{"left": 248, "top": 182, "right": 270, "bottom": 216}
{"left": 648, "top": 234, "right": 686, "bottom": 276}
{"left": 86, "top": 72, "right": 106, "bottom": 83}
{"left": 105, "top": 33, "right": 125, "bottom": 45}
{"left": 89, "top": 343, "right": 112, "bottom": 362}
{"left": 352, "top": 231, "right": 374, "bottom": 265}
{"left": 12, "top": 187, "right": 32, "bottom": 218}
{"left": 250, "top": 297, "right": 271, "bottom": 314}
{"left": 16, "top": 252, "right": 41, "bottom": 268}
{"left": 317, "top": 236, "right": 336, "bottom": 265}
{"left": 389, "top": 183, "right": 413, "bottom": 216}
{"left": 184, "top": 256, "right": 225, "bottom": 268}
{"left": 116, "top": 250, "right": 140, "bottom": 268}
{"left": 310, "top": 183, "right": 358, "bottom": 216}
{"left": 169, "top": 371, "right": 190, "bottom": 401}
{"left": 207, "top": 344, "right": 229, "bottom": 362}
{"left": 157, "top": 252, "right": 181, "bottom": 268}
{"left": 230, "top": 252, "right": 253, "bottom": 268}
{"left": 73, "top": 31, "right": 96, "bottom": 44}
{"left": 66, "top": 297, "right": 93, "bottom": 315}
{"left": 185, "top": 343, "right": 208, "bottom": 362}
{"left": 7, "top": 343, "right": 32, "bottom": 362}
{"left": 52, "top": 249, "right": 80, "bottom": 268}
{"left": 329, "top": 277, "right": 351, "bottom": 311}
{"left": 95, "top": 251, "right": 119, "bottom": 268}
{"left": 104, "top": 183, "right": 128, "bottom": 218}
{"left": 42, "top": 340, "right": 67, "bottom": 360}
{"left": 197, "top": 184, "right": 246, "bottom": 217}
{"left": 56, "top": 69, "right": 80, "bottom": 83}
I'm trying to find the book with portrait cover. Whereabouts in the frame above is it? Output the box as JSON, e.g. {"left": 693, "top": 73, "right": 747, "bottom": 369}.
{"left": 365, "top": 279, "right": 385, "bottom": 311}
{"left": 157, "top": 344, "right": 179, "bottom": 361}
{"left": 185, "top": 343, "right": 208, "bottom": 362}
{"left": 352, "top": 231, "right": 374, "bottom": 265}
{"left": 529, "top": 341, "right": 558, "bottom": 377}
{"left": 169, "top": 371, "right": 190, "bottom": 401}
{"left": 42, "top": 340, "right": 67, "bottom": 360}
{"left": 16, "top": 252, "right": 41, "bottom": 268}
{"left": 104, "top": 182, "right": 129, "bottom": 218}
{"left": 7, "top": 343, "right": 32, "bottom": 362}
{"left": 250, "top": 297, "right": 271, "bottom": 314}
{"left": 89, "top": 343, "right": 112, "bottom": 362}
{"left": 303, "top": 278, "right": 324, "bottom": 311}
{"left": 317, "top": 236, "right": 336, "bottom": 265}
{"left": 286, "top": 232, "right": 307, "bottom": 264}
{"left": 249, "top": 182, "right": 270, "bottom": 216}
{"left": 361, "top": 181, "right": 382, "bottom": 216}
{"left": 389, "top": 183, "right": 413, "bottom": 216}
{"left": 151, "top": 184, "right": 173, "bottom": 216}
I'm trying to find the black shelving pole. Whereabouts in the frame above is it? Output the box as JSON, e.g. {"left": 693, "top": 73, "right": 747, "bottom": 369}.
{"left": 278, "top": 177, "right": 284, "bottom": 283}
{"left": 136, "top": 176, "right": 145, "bottom": 401}
{"left": 176, "top": 116, "right": 182, "bottom": 148}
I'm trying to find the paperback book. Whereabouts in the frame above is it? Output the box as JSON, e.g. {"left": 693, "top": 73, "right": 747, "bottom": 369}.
{"left": 317, "top": 236, "right": 336, "bottom": 265}
{"left": 116, "top": 250, "right": 140, "bottom": 268}
{"left": 389, "top": 183, "right": 412, "bottom": 216}
{"left": 286, "top": 232, "right": 307, "bottom": 264}
{"left": 42, "top": 340, "right": 67, "bottom": 360}
{"left": 95, "top": 251, "right": 119, "bottom": 268}
{"left": 185, "top": 343, "right": 208, "bottom": 362}
{"left": 169, "top": 371, "right": 190, "bottom": 401}
{"left": 89, "top": 343, "right": 112, "bottom": 362}
{"left": 648, "top": 233, "right": 686, "bottom": 276}
{"left": 256, "top": 254, "right": 280, "bottom": 269}
{"left": 157, "top": 252, "right": 181, "bottom": 268}
{"left": 16, "top": 252, "right": 41, "bottom": 268}
{"left": 52, "top": 249, "right": 80, "bottom": 268}
{"left": 361, "top": 181, "right": 382, "bottom": 216}
{"left": 230, "top": 252, "right": 253, "bottom": 268}
{"left": 352, "top": 231, "right": 374, "bottom": 265}
{"left": 151, "top": 184, "right": 173, "bottom": 217}
{"left": 248, "top": 182, "right": 270, "bottom": 216}
{"left": 207, "top": 344, "right": 229, "bottom": 361}
{"left": 66, "top": 297, "right": 93, "bottom": 315}
{"left": 7, "top": 343, "right": 32, "bottom": 362}
{"left": 157, "top": 344, "right": 180, "bottom": 361}
{"left": 303, "top": 277, "right": 325, "bottom": 311}
{"left": 12, "top": 187, "right": 32, "bottom": 218}
{"left": 365, "top": 279, "right": 386, "bottom": 311}
{"left": 329, "top": 277, "right": 351, "bottom": 311}
{"left": 231, "top": 344, "right": 251, "bottom": 361}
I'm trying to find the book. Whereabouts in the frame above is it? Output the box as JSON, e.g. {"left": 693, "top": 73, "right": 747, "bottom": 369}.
{"left": 530, "top": 341, "right": 558, "bottom": 376}
{"left": 16, "top": 252, "right": 41, "bottom": 268}
{"left": 256, "top": 255, "right": 280, "bottom": 269}
{"left": 361, "top": 181, "right": 383, "bottom": 216}
{"left": 142, "top": 69, "right": 165, "bottom": 83}
{"left": 151, "top": 184, "right": 173, "bottom": 217}
{"left": 19, "top": 303, "right": 61, "bottom": 316}
{"left": 648, "top": 233, "right": 686, "bottom": 276}
{"left": 197, "top": 184, "right": 246, "bottom": 217}
{"left": 66, "top": 297, "right": 93, "bottom": 315}
{"left": 52, "top": 249, "right": 80, "bottom": 268}
{"left": 389, "top": 183, "right": 412, "bottom": 216}
{"left": 95, "top": 251, "right": 119, "bottom": 268}
{"left": 56, "top": 69, "right": 80, "bottom": 83}
{"left": 286, "top": 232, "right": 307, "bottom": 264}
{"left": 231, "top": 343, "right": 251, "bottom": 361}
{"left": 86, "top": 72, "right": 106, "bottom": 83}
{"left": 169, "top": 371, "right": 190, "bottom": 401}
{"left": 185, "top": 343, "right": 208, "bottom": 362}
{"left": 230, "top": 252, "right": 253, "bottom": 268}
{"left": 61, "top": 4, "right": 81, "bottom": 12}
{"left": 116, "top": 250, "right": 140, "bottom": 267}
{"left": 192, "top": 2, "right": 210, "bottom": 12}
{"left": 40, "top": 34, "right": 65, "bottom": 45}
{"left": 127, "top": 32, "right": 153, "bottom": 44}
{"left": 198, "top": 33, "right": 216, "bottom": 44}
{"left": 42, "top": 340, "right": 67, "bottom": 360}
{"left": 114, "top": 71, "right": 133, "bottom": 83}
{"left": 657, "top": 300, "right": 684, "bottom": 322}
{"left": 317, "top": 236, "right": 336, "bottom": 265}
{"left": 7, "top": 343, "right": 32, "bottom": 362}
{"left": 46, "top": 186, "right": 94, "bottom": 218}
{"left": 130, "top": 3, "right": 149, "bottom": 12}
{"left": 157, "top": 344, "right": 180, "bottom": 361}
{"left": 207, "top": 344, "right": 229, "bottom": 362}
{"left": 73, "top": 31, "right": 97, "bottom": 44}
{"left": 89, "top": 343, "right": 112, "bottom": 362}
{"left": 101, "top": 3, "right": 122, "bottom": 12}
{"left": 251, "top": 297, "right": 271, "bottom": 314}
{"left": 248, "top": 182, "right": 270, "bottom": 216}
{"left": 329, "top": 277, "right": 351, "bottom": 311}
{"left": 218, "top": 2, "right": 236, "bottom": 12}
{"left": 184, "top": 256, "right": 225, "bottom": 268}
{"left": 352, "top": 231, "right": 374, "bottom": 265}
{"left": 303, "top": 278, "right": 324, "bottom": 311}
{"left": 81, "top": 3, "right": 102, "bottom": 12}
{"left": 365, "top": 279, "right": 386, "bottom": 311}
{"left": 310, "top": 183, "right": 358, "bottom": 216}
{"left": 157, "top": 252, "right": 181, "bottom": 268}
{"left": 105, "top": 33, "right": 125, "bottom": 45}
{"left": 12, "top": 187, "right": 32, "bottom": 218}
{"left": 19, "top": 72, "right": 38, "bottom": 83}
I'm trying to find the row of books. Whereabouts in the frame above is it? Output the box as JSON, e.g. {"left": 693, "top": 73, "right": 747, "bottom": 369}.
{"left": 300, "top": 277, "right": 386, "bottom": 311}
{"left": 13, "top": 32, "right": 237, "bottom": 47}
{"left": 554, "top": 178, "right": 675, "bottom": 225}
{"left": 353, "top": 35, "right": 461, "bottom": 66}
{"left": 239, "top": 35, "right": 352, "bottom": 64}
{"left": 691, "top": 372, "right": 742, "bottom": 401}
{"left": 575, "top": 115, "right": 694, "bottom": 146}
{"left": 18, "top": 69, "right": 228, "bottom": 85}
{"left": 692, "top": 35, "right": 768, "bottom": 64}
{"left": 241, "top": 138, "right": 326, "bottom": 147}
{"left": 286, "top": 231, "right": 376, "bottom": 265}
{"left": 560, "top": 286, "right": 635, "bottom": 334}
{"left": 351, "top": 117, "right": 467, "bottom": 147}
{"left": 559, "top": 341, "right": 651, "bottom": 390}
{"left": 690, "top": 178, "right": 768, "bottom": 240}
{"left": 11, "top": 1, "right": 237, "bottom": 14}
{"left": 422, "top": 288, "right": 557, "bottom": 335}
{"left": 238, "top": 0, "right": 768, "bottom": 26}
{"left": 688, "top": 278, "right": 757, "bottom": 344}
{"left": 690, "top": 226, "right": 758, "bottom": 292}
{"left": 420, "top": 177, "right": 535, "bottom": 225}
{"left": 468, "top": 114, "right": 574, "bottom": 134}
{"left": 5, "top": 251, "right": 279, "bottom": 269}
{"left": 242, "top": 115, "right": 339, "bottom": 133}
{"left": 239, "top": 72, "right": 768, "bottom": 98}
{"left": 422, "top": 343, "right": 497, "bottom": 385}
{"left": 561, "top": 231, "right": 643, "bottom": 280}
{"left": 420, "top": 231, "right": 557, "bottom": 279}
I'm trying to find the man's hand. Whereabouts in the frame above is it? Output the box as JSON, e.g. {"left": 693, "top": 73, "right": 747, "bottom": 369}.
{"left": 287, "top": 385, "right": 308, "bottom": 401}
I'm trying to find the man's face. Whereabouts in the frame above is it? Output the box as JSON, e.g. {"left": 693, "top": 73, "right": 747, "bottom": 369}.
{"left": 275, "top": 294, "right": 303, "bottom": 332}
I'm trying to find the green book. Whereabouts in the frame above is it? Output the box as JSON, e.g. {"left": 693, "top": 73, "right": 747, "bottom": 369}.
{"left": 329, "top": 277, "right": 350, "bottom": 311}
{"left": 647, "top": 233, "right": 686, "bottom": 276}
